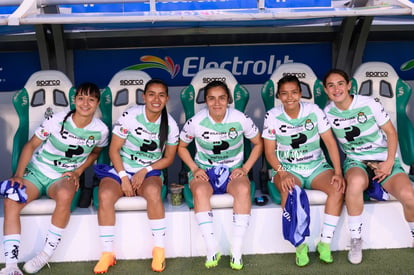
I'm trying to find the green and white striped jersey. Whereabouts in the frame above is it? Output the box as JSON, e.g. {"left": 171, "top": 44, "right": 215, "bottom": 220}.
{"left": 32, "top": 111, "right": 109, "bottom": 179}
{"left": 262, "top": 102, "right": 330, "bottom": 176}
{"left": 180, "top": 107, "right": 259, "bottom": 170}
{"left": 324, "top": 95, "right": 390, "bottom": 161}
{"left": 112, "top": 105, "right": 179, "bottom": 173}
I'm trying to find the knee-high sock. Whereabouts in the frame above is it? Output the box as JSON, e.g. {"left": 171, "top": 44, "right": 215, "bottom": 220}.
{"left": 99, "top": 226, "right": 115, "bottom": 253}
{"left": 320, "top": 214, "right": 340, "bottom": 244}
{"left": 150, "top": 218, "right": 166, "bottom": 248}
{"left": 195, "top": 211, "right": 218, "bottom": 258}
{"left": 43, "top": 224, "right": 64, "bottom": 257}
{"left": 3, "top": 234, "right": 20, "bottom": 266}
{"left": 348, "top": 215, "right": 363, "bottom": 239}
{"left": 231, "top": 214, "right": 250, "bottom": 259}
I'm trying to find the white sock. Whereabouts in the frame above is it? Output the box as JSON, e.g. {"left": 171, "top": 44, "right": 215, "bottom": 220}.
{"left": 43, "top": 224, "right": 64, "bottom": 257}
{"left": 150, "top": 218, "right": 166, "bottom": 248}
{"left": 320, "top": 214, "right": 340, "bottom": 244}
{"left": 99, "top": 226, "right": 115, "bottom": 253}
{"left": 195, "top": 211, "right": 218, "bottom": 259}
{"left": 348, "top": 215, "right": 363, "bottom": 239}
{"left": 3, "top": 234, "right": 20, "bottom": 266}
{"left": 231, "top": 214, "right": 250, "bottom": 260}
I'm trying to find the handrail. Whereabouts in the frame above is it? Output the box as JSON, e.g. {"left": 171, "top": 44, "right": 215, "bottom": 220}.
{"left": 3, "top": 0, "right": 414, "bottom": 26}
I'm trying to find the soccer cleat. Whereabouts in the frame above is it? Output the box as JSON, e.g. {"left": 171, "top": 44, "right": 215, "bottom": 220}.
{"left": 152, "top": 247, "right": 166, "bottom": 272}
{"left": 230, "top": 255, "right": 243, "bottom": 270}
{"left": 205, "top": 252, "right": 221, "bottom": 269}
{"left": 23, "top": 251, "right": 50, "bottom": 274}
{"left": 317, "top": 241, "right": 333, "bottom": 264}
{"left": 295, "top": 243, "right": 309, "bottom": 267}
{"left": 0, "top": 265, "right": 23, "bottom": 275}
{"left": 94, "top": 252, "right": 116, "bottom": 274}
{"left": 348, "top": 238, "right": 363, "bottom": 264}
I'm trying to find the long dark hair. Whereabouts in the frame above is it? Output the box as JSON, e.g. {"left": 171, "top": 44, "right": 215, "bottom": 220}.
{"left": 144, "top": 79, "right": 169, "bottom": 151}
{"left": 60, "top": 82, "right": 100, "bottom": 135}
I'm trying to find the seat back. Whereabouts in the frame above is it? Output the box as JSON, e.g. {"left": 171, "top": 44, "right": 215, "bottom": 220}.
{"left": 261, "top": 62, "right": 327, "bottom": 112}
{"left": 260, "top": 63, "right": 329, "bottom": 204}
{"left": 98, "top": 70, "right": 152, "bottom": 164}
{"left": 12, "top": 70, "right": 78, "bottom": 213}
{"left": 95, "top": 70, "right": 167, "bottom": 210}
{"left": 12, "top": 70, "right": 75, "bottom": 173}
{"left": 351, "top": 62, "right": 414, "bottom": 175}
{"left": 180, "top": 68, "right": 249, "bottom": 120}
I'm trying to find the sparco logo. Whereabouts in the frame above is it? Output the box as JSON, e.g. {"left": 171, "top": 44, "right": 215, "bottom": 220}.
{"left": 202, "top": 77, "right": 226, "bottom": 83}
{"left": 36, "top": 80, "right": 60, "bottom": 86}
{"left": 365, "top": 71, "right": 388, "bottom": 77}
{"left": 282, "top": 72, "right": 306, "bottom": 78}
{"left": 120, "top": 79, "right": 145, "bottom": 86}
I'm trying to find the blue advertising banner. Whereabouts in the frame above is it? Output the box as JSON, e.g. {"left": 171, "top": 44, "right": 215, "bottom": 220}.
{"left": 364, "top": 41, "right": 414, "bottom": 80}
{"left": 0, "top": 51, "right": 41, "bottom": 92}
{"left": 265, "top": 0, "right": 331, "bottom": 8}
{"left": 74, "top": 43, "right": 332, "bottom": 88}
{"left": 156, "top": 0, "right": 257, "bottom": 11}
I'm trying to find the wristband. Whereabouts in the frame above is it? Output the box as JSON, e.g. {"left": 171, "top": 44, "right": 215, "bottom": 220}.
{"left": 145, "top": 166, "right": 153, "bottom": 173}
{"left": 118, "top": 170, "right": 128, "bottom": 178}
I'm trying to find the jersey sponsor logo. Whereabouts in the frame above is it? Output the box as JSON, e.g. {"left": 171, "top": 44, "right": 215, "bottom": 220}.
{"left": 290, "top": 133, "right": 307, "bottom": 149}
{"left": 36, "top": 80, "right": 61, "bottom": 86}
{"left": 365, "top": 71, "right": 388, "bottom": 77}
{"left": 333, "top": 116, "right": 355, "bottom": 127}
{"left": 344, "top": 126, "right": 361, "bottom": 142}
{"left": 65, "top": 145, "right": 84, "bottom": 158}
{"left": 119, "top": 79, "right": 145, "bottom": 86}
{"left": 212, "top": 141, "right": 230, "bottom": 155}
{"left": 140, "top": 140, "right": 158, "bottom": 152}
{"left": 279, "top": 124, "right": 304, "bottom": 133}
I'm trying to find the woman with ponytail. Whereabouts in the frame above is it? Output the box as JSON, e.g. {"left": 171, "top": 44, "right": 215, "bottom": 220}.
{"left": 93, "top": 79, "right": 179, "bottom": 273}
{"left": 0, "top": 82, "right": 109, "bottom": 275}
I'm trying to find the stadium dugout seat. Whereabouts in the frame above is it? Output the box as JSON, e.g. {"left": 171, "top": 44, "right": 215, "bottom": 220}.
{"left": 351, "top": 62, "right": 414, "bottom": 183}
{"left": 179, "top": 68, "right": 255, "bottom": 208}
{"left": 92, "top": 69, "right": 168, "bottom": 211}
{"left": 260, "top": 62, "right": 329, "bottom": 205}
{"left": 11, "top": 70, "right": 79, "bottom": 214}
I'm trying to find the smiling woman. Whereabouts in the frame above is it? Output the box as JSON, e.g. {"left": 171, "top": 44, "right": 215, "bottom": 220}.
{"left": 0, "top": 82, "right": 109, "bottom": 275}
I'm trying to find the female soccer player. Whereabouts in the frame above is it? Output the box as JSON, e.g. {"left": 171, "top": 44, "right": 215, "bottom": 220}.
{"left": 0, "top": 82, "right": 109, "bottom": 275}
{"left": 178, "top": 80, "right": 263, "bottom": 270}
{"left": 323, "top": 68, "right": 414, "bottom": 264}
{"left": 262, "top": 74, "right": 345, "bottom": 267}
{"left": 93, "top": 79, "right": 179, "bottom": 273}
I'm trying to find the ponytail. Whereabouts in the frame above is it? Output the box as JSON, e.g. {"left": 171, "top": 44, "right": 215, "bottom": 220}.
{"left": 60, "top": 109, "right": 75, "bottom": 135}
{"left": 159, "top": 107, "right": 168, "bottom": 152}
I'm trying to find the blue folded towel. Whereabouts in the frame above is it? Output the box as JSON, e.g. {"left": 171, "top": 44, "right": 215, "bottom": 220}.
{"left": 0, "top": 180, "right": 28, "bottom": 203}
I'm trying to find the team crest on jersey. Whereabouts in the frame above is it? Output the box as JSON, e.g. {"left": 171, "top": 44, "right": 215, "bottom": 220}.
{"left": 44, "top": 107, "right": 54, "bottom": 119}
{"left": 304, "top": 119, "right": 314, "bottom": 131}
{"left": 228, "top": 127, "right": 238, "bottom": 139}
{"left": 357, "top": 112, "right": 367, "bottom": 123}
{"left": 86, "top": 136, "right": 95, "bottom": 147}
